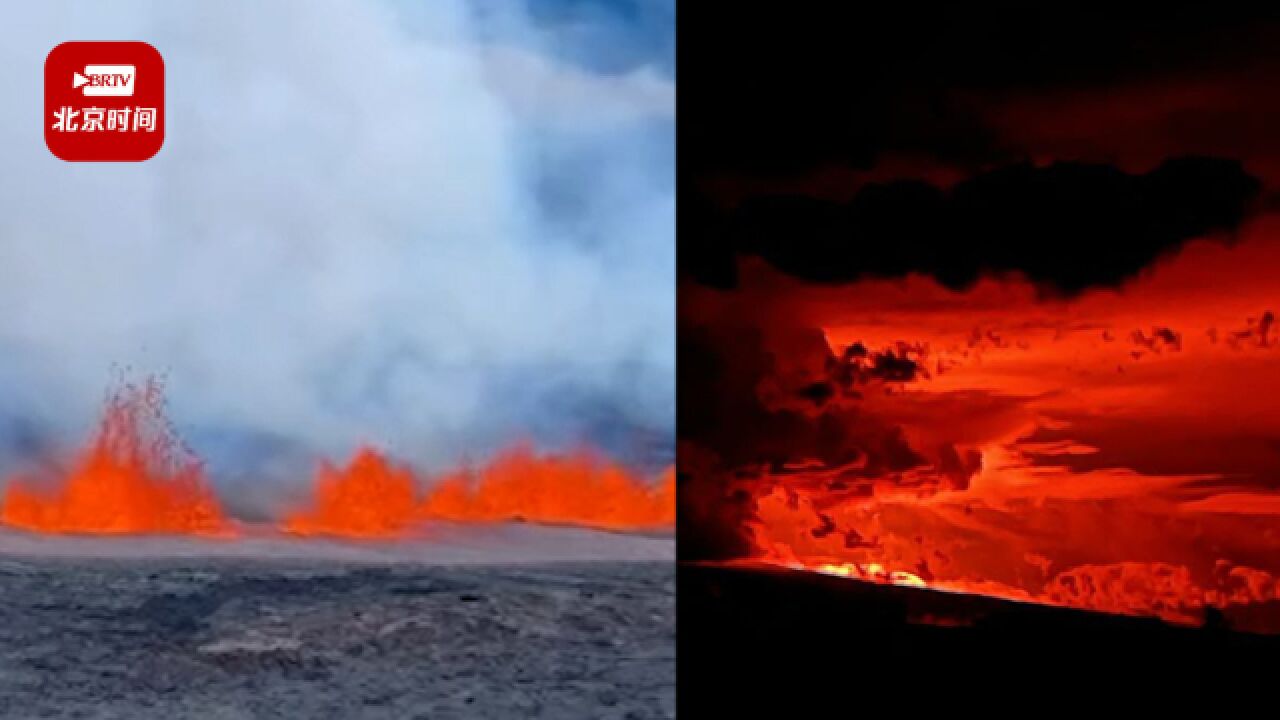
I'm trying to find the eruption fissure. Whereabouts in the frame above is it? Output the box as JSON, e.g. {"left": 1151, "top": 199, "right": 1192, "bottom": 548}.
{"left": 1, "top": 378, "right": 674, "bottom": 539}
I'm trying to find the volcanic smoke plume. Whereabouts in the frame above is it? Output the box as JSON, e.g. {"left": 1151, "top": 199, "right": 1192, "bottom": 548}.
{"left": 0, "top": 0, "right": 675, "bottom": 496}
{"left": 681, "top": 214, "right": 1280, "bottom": 632}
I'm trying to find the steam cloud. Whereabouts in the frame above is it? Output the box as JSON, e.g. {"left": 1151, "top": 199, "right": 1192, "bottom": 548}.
{"left": 0, "top": 1, "right": 674, "bottom": 515}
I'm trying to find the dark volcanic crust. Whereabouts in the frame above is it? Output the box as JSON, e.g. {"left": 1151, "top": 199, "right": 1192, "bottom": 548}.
{"left": 679, "top": 562, "right": 1280, "bottom": 714}
{"left": 0, "top": 559, "right": 673, "bottom": 719}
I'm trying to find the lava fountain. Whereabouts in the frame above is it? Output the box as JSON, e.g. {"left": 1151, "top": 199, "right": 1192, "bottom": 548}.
{"left": 422, "top": 446, "right": 676, "bottom": 531}
{"left": 0, "top": 377, "right": 673, "bottom": 541}
{"left": 2, "top": 378, "right": 229, "bottom": 535}
{"left": 282, "top": 446, "right": 420, "bottom": 538}
{"left": 284, "top": 444, "right": 676, "bottom": 538}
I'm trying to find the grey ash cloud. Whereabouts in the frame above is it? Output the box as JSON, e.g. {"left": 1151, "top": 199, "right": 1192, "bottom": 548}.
{"left": 0, "top": 1, "right": 674, "bottom": 498}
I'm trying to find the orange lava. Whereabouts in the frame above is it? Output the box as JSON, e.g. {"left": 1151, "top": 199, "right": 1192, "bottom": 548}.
{"left": 1, "top": 378, "right": 228, "bottom": 535}
{"left": 714, "top": 220, "right": 1280, "bottom": 632}
{"left": 282, "top": 446, "right": 419, "bottom": 538}
{"left": 810, "top": 561, "right": 927, "bottom": 588}
{"left": 283, "top": 444, "right": 675, "bottom": 538}
{"left": 422, "top": 446, "right": 676, "bottom": 531}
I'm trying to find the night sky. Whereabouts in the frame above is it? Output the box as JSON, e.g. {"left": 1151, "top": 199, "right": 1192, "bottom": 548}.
{"left": 679, "top": 5, "right": 1279, "bottom": 291}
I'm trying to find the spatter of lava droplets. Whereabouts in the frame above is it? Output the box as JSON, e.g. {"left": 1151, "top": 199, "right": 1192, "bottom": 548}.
{"left": 1, "top": 378, "right": 229, "bottom": 535}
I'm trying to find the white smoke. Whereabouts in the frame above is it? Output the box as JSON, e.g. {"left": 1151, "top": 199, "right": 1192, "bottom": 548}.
{"left": 0, "top": 0, "right": 673, "bottom": 508}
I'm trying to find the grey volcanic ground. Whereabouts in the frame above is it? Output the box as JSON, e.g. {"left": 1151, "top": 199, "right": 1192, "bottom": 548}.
{"left": 0, "top": 526, "right": 674, "bottom": 719}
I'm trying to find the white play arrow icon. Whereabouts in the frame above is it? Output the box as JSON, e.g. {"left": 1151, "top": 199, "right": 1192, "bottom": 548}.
{"left": 69, "top": 65, "right": 135, "bottom": 96}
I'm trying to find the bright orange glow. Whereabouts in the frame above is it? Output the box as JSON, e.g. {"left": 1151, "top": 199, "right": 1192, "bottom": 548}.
{"left": 810, "top": 561, "right": 927, "bottom": 588}
{"left": 0, "top": 380, "right": 671, "bottom": 541}
{"left": 282, "top": 444, "right": 675, "bottom": 538}
{"left": 726, "top": 220, "right": 1280, "bottom": 631}
{"left": 282, "top": 446, "right": 419, "bottom": 538}
{"left": 1, "top": 378, "right": 228, "bottom": 536}
{"left": 422, "top": 446, "right": 675, "bottom": 531}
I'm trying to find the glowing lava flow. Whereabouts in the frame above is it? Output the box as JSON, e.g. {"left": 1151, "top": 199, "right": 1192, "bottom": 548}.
{"left": 283, "top": 445, "right": 675, "bottom": 538}
{"left": 691, "top": 223, "right": 1280, "bottom": 632}
{"left": 1, "top": 379, "right": 229, "bottom": 535}
{"left": 810, "top": 562, "right": 927, "bottom": 588}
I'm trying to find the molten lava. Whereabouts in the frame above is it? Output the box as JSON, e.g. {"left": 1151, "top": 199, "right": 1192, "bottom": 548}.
{"left": 282, "top": 446, "right": 420, "bottom": 538}
{"left": 422, "top": 446, "right": 676, "bottom": 531}
{"left": 690, "top": 220, "right": 1280, "bottom": 632}
{"left": 810, "top": 561, "right": 927, "bottom": 588}
{"left": 0, "top": 379, "right": 671, "bottom": 541}
{"left": 283, "top": 444, "right": 675, "bottom": 538}
{"left": 1, "top": 378, "right": 228, "bottom": 535}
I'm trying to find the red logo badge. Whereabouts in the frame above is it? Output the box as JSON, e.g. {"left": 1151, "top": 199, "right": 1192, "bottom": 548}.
{"left": 45, "top": 41, "right": 165, "bottom": 162}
